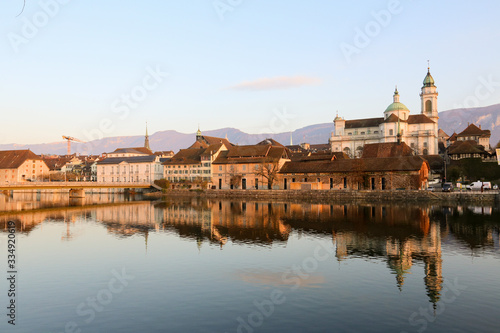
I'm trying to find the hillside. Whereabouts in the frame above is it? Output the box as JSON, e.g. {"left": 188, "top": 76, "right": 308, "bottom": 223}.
{"left": 1, "top": 104, "right": 499, "bottom": 155}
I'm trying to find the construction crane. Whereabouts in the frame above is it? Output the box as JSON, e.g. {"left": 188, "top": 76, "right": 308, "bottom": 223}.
{"left": 62, "top": 136, "right": 86, "bottom": 155}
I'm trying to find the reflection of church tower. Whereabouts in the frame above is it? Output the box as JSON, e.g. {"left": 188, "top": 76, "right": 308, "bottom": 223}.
{"left": 387, "top": 239, "right": 413, "bottom": 291}
{"left": 423, "top": 223, "right": 443, "bottom": 306}
{"left": 144, "top": 123, "right": 151, "bottom": 150}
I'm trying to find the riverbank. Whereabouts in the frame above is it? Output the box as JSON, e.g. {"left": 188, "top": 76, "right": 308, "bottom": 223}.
{"left": 147, "top": 189, "right": 500, "bottom": 204}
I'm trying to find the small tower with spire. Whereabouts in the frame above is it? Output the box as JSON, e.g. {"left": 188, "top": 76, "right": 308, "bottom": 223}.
{"left": 144, "top": 122, "right": 150, "bottom": 150}
{"left": 196, "top": 125, "right": 202, "bottom": 141}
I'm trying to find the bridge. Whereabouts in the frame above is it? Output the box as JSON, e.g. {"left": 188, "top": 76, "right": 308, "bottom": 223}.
{"left": 0, "top": 182, "right": 159, "bottom": 198}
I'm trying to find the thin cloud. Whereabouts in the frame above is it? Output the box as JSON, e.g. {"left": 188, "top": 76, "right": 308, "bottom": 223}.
{"left": 228, "top": 76, "right": 322, "bottom": 91}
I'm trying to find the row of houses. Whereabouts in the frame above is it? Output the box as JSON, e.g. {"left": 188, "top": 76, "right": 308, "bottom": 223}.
{"left": 87, "top": 129, "right": 431, "bottom": 190}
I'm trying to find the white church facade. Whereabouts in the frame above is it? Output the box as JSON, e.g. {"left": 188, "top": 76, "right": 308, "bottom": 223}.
{"left": 329, "top": 69, "right": 439, "bottom": 157}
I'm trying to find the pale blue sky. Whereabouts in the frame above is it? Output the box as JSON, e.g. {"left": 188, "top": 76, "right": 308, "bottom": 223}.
{"left": 1, "top": 0, "right": 500, "bottom": 144}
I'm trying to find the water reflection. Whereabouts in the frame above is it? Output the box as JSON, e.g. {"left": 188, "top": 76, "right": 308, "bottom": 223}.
{"left": 1, "top": 193, "right": 499, "bottom": 310}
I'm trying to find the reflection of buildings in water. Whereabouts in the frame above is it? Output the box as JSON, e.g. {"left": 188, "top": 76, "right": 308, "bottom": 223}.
{"left": 331, "top": 206, "right": 442, "bottom": 305}
{"left": 95, "top": 202, "right": 163, "bottom": 240}
{"left": 161, "top": 200, "right": 291, "bottom": 246}
{"left": 0, "top": 192, "right": 136, "bottom": 213}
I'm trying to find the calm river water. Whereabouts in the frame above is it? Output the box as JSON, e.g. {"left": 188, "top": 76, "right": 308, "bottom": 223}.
{"left": 1, "top": 192, "right": 499, "bottom": 333}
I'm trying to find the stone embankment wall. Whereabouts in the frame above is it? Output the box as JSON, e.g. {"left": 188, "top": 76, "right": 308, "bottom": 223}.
{"left": 157, "top": 189, "right": 500, "bottom": 204}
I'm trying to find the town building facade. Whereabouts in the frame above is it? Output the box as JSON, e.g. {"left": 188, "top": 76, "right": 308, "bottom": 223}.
{"left": 0, "top": 150, "right": 50, "bottom": 183}
{"left": 212, "top": 141, "right": 291, "bottom": 190}
{"left": 96, "top": 155, "right": 162, "bottom": 183}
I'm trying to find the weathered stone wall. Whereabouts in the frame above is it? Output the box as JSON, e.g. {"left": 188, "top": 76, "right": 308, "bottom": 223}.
{"left": 161, "top": 189, "right": 499, "bottom": 204}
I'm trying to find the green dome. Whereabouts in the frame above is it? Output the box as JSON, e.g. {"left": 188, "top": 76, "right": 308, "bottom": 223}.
{"left": 385, "top": 102, "right": 409, "bottom": 113}
{"left": 423, "top": 70, "right": 435, "bottom": 87}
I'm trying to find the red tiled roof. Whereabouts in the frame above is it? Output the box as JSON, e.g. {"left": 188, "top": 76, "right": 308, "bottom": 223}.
{"left": 421, "top": 155, "right": 444, "bottom": 170}
{"left": 361, "top": 142, "right": 413, "bottom": 158}
{"left": 163, "top": 148, "right": 205, "bottom": 165}
{"left": 438, "top": 129, "right": 449, "bottom": 138}
{"left": 457, "top": 123, "right": 490, "bottom": 137}
{"left": 345, "top": 117, "right": 384, "bottom": 129}
{"left": 111, "top": 147, "right": 153, "bottom": 155}
{"left": 279, "top": 156, "right": 428, "bottom": 174}
{"left": 383, "top": 114, "right": 405, "bottom": 123}
{"left": 213, "top": 145, "right": 289, "bottom": 164}
{"left": 407, "top": 114, "right": 435, "bottom": 124}
{"left": 0, "top": 150, "right": 43, "bottom": 169}
{"left": 447, "top": 140, "right": 487, "bottom": 155}
{"left": 257, "top": 138, "right": 284, "bottom": 147}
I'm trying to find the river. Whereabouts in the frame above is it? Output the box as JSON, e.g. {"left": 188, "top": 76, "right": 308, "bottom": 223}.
{"left": 0, "top": 192, "right": 499, "bottom": 332}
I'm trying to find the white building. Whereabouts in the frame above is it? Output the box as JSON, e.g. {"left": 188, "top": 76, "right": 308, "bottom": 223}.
{"left": 330, "top": 68, "right": 439, "bottom": 157}
{"left": 96, "top": 155, "right": 162, "bottom": 183}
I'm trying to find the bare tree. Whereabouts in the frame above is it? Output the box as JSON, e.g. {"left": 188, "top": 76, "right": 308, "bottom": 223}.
{"left": 255, "top": 158, "right": 280, "bottom": 189}
{"left": 228, "top": 166, "right": 241, "bottom": 189}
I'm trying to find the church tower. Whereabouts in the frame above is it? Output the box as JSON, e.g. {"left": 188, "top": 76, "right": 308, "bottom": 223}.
{"left": 420, "top": 65, "right": 439, "bottom": 123}
{"left": 144, "top": 123, "right": 150, "bottom": 150}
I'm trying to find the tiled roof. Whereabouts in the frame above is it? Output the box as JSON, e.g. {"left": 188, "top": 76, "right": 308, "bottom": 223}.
{"left": 383, "top": 114, "right": 405, "bottom": 123}
{"left": 201, "top": 143, "right": 225, "bottom": 157}
{"left": 110, "top": 147, "right": 153, "bottom": 155}
{"left": 163, "top": 148, "right": 205, "bottom": 165}
{"left": 407, "top": 114, "right": 435, "bottom": 124}
{"left": 438, "top": 129, "right": 449, "bottom": 138}
{"left": 309, "top": 144, "right": 331, "bottom": 151}
{"left": 421, "top": 155, "right": 444, "bottom": 170}
{"left": 226, "top": 145, "right": 271, "bottom": 158}
{"left": 344, "top": 117, "right": 384, "bottom": 129}
{"left": 188, "top": 135, "right": 233, "bottom": 149}
{"left": 42, "top": 156, "right": 73, "bottom": 171}
{"left": 257, "top": 138, "right": 284, "bottom": 147}
{"left": 447, "top": 140, "right": 488, "bottom": 155}
{"left": 97, "top": 155, "right": 157, "bottom": 165}
{"left": 213, "top": 145, "right": 289, "bottom": 165}
{"left": 279, "top": 156, "right": 427, "bottom": 174}
{"left": 0, "top": 150, "right": 42, "bottom": 169}
{"left": 448, "top": 132, "right": 457, "bottom": 142}
{"left": 457, "top": 123, "right": 490, "bottom": 137}
{"left": 361, "top": 142, "right": 413, "bottom": 158}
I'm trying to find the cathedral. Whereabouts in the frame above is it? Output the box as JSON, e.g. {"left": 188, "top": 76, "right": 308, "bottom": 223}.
{"left": 329, "top": 68, "right": 439, "bottom": 157}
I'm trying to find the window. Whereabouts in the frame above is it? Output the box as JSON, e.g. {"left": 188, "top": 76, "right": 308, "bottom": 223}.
{"left": 425, "top": 100, "right": 432, "bottom": 112}
{"left": 389, "top": 129, "right": 394, "bottom": 136}
{"left": 219, "top": 165, "right": 222, "bottom": 171}
{"left": 423, "top": 142, "right": 428, "bottom": 147}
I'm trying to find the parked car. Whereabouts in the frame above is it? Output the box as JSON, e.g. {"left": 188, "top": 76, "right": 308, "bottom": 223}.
{"left": 442, "top": 183, "right": 454, "bottom": 192}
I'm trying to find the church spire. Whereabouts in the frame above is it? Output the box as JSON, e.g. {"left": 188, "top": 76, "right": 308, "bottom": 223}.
{"left": 144, "top": 122, "right": 150, "bottom": 150}
{"left": 196, "top": 125, "right": 202, "bottom": 141}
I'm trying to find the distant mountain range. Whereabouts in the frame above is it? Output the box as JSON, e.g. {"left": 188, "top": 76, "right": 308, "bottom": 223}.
{"left": 2, "top": 104, "right": 500, "bottom": 155}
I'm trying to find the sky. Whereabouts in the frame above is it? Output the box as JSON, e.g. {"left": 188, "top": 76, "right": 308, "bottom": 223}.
{"left": 1, "top": 0, "right": 500, "bottom": 144}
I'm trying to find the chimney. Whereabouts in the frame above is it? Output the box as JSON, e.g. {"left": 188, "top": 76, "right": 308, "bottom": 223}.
{"left": 479, "top": 124, "right": 481, "bottom": 129}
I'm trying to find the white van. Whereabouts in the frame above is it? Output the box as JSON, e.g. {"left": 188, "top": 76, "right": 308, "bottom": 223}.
{"left": 467, "top": 181, "right": 492, "bottom": 191}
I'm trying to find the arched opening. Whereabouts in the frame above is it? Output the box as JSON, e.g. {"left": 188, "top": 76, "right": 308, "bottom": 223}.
{"left": 425, "top": 100, "right": 432, "bottom": 113}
